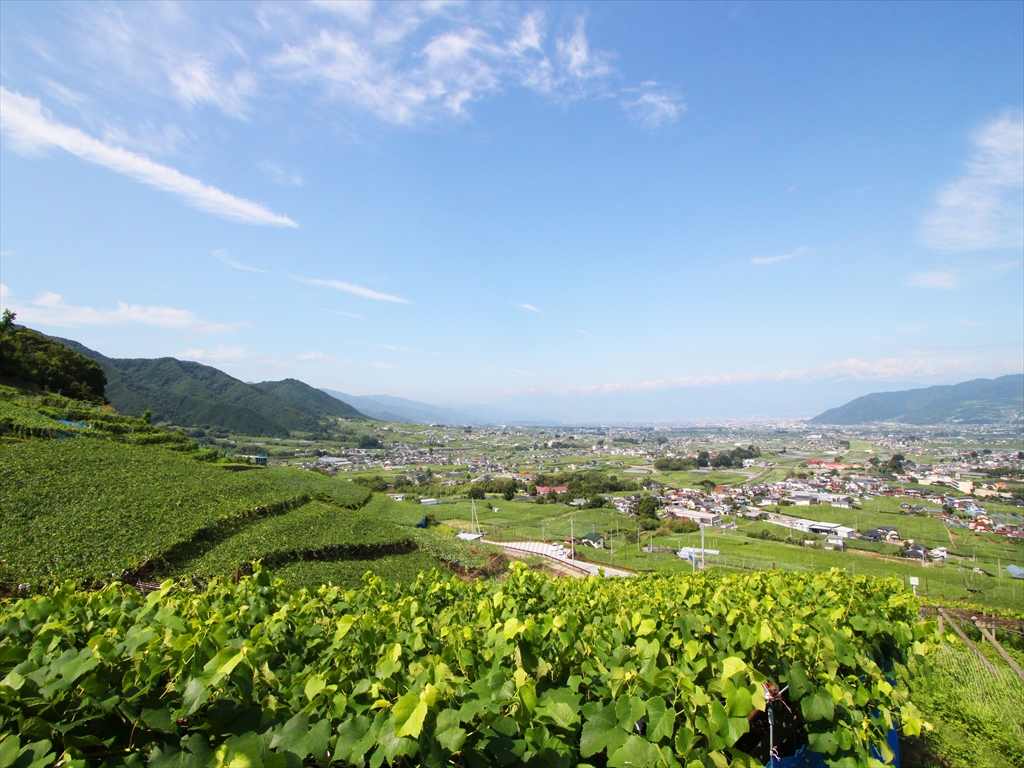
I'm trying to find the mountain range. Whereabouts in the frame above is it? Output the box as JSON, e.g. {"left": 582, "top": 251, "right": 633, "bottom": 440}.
{"left": 54, "top": 338, "right": 367, "bottom": 437}
{"left": 320, "top": 390, "right": 554, "bottom": 426}
{"left": 809, "top": 374, "right": 1023, "bottom": 425}
{"left": 33, "top": 332, "right": 1024, "bottom": 430}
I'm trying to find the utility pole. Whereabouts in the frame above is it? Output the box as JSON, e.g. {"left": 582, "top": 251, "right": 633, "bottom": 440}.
{"left": 701, "top": 524, "right": 706, "bottom": 569}
{"left": 571, "top": 516, "right": 575, "bottom": 561}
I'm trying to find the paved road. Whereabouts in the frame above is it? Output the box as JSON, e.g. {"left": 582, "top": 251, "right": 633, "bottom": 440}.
{"left": 484, "top": 540, "right": 635, "bottom": 578}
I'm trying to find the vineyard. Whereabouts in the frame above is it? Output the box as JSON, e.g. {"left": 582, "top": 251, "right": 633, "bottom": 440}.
{"left": 0, "top": 393, "right": 504, "bottom": 596}
{"left": 0, "top": 565, "right": 932, "bottom": 767}
{"left": 0, "top": 439, "right": 380, "bottom": 588}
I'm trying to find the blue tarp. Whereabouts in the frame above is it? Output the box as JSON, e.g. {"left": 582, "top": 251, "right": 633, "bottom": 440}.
{"left": 1006, "top": 564, "right": 1024, "bottom": 580}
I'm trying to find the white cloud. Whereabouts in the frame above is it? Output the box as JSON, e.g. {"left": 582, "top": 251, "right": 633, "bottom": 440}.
{"left": 20, "top": 4, "right": 680, "bottom": 132}
{"left": 515, "top": 302, "right": 543, "bottom": 313}
{"left": 621, "top": 83, "right": 684, "bottom": 128}
{"left": 9, "top": 291, "right": 243, "bottom": 334}
{"left": 0, "top": 284, "right": 10, "bottom": 300}
{"left": 751, "top": 246, "right": 806, "bottom": 266}
{"left": 181, "top": 345, "right": 248, "bottom": 362}
{"left": 167, "top": 54, "right": 257, "bottom": 118}
{"left": 0, "top": 88, "right": 297, "bottom": 227}
{"left": 909, "top": 270, "right": 958, "bottom": 289}
{"left": 300, "top": 350, "right": 333, "bottom": 360}
{"left": 921, "top": 110, "right": 1024, "bottom": 250}
{"left": 269, "top": 7, "right": 642, "bottom": 126}
{"left": 212, "top": 249, "right": 271, "bottom": 273}
{"left": 371, "top": 361, "right": 398, "bottom": 369}
{"left": 295, "top": 276, "right": 411, "bottom": 304}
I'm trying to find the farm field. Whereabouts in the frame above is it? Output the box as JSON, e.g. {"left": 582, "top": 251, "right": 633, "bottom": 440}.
{"left": 435, "top": 496, "right": 1024, "bottom": 611}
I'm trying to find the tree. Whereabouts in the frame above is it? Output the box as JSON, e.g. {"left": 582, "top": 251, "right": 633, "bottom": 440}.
{"left": 467, "top": 485, "right": 485, "bottom": 500}
{"left": 358, "top": 435, "right": 382, "bottom": 449}
{"left": 0, "top": 318, "right": 107, "bottom": 403}
{"left": 503, "top": 488, "right": 515, "bottom": 501}
{"left": 635, "top": 494, "right": 659, "bottom": 519}
{"left": 353, "top": 475, "right": 388, "bottom": 492}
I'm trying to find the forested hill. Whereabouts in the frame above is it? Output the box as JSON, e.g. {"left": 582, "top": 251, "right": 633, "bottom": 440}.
{"left": 253, "top": 379, "right": 368, "bottom": 420}
{"left": 0, "top": 315, "right": 106, "bottom": 402}
{"left": 53, "top": 337, "right": 367, "bottom": 436}
{"left": 809, "top": 374, "right": 1024, "bottom": 425}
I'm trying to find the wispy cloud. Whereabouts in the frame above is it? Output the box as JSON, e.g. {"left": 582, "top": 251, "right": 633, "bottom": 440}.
{"left": 0, "top": 284, "right": 10, "bottom": 301}
{"left": 296, "top": 277, "right": 411, "bottom": 304}
{"left": 371, "top": 361, "right": 398, "bottom": 369}
{"left": 515, "top": 302, "right": 543, "bottom": 313}
{"left": 8, "top": 291, "right": 244, "bottom": 334}
{"left": 268, "top": 6, "right": 678, "bottom": 127}
{"left": 752, "top": 246, "right": 806, "bottom": 266}
{"left": 578, "top": 328, "right": 594, "bottom": 337}
{"left": 319, "top": 308, "right": 363, "bottom": 319}
{"left": 300, "top": 350, "right": 333, "bottom": 361}
{"left": 181, "top": 345, "right": 248, "bottom": 362}
{"left": 212, "top": 249, "right": 271, "bottom": 273}
{"left": 257, "top": 160, "right": 304, "bottom": 187}
{"left": 167, "top": 54, "right": 257, "bottom": 118}
{"left": 921, "top": 110, "right": 1024, "bottom": 251}
{"left": 621, "top": 82, "right": 684, "bottom": 128}
{"left": 20, "top": 4, "right": 682, "bottom": 133}
{"left": 909, "top": 270, "right": 958, "bottom": 289}
{"left": 0, "top": 87, "right": 297, "bottom": 227}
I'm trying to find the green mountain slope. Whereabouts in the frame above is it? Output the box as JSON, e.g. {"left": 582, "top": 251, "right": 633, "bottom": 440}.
{"left": 53, "top": 338, "right": 326, "bottom": 436}
{"left": 254, "top": 378, "right": 368, "bottom": 420}
{"left": 809, "top": 374, "right": 1024, "bottom": 425}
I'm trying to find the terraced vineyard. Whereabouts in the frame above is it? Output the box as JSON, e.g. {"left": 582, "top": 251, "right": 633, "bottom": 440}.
{"left": 162, "top": 500, "right": 417, "bottom": 579}
{"left": 0, "top": 385, "right": 503, "bottom": 596}
{"left": 0, "top": 439, "right": 375, "bottom": 587}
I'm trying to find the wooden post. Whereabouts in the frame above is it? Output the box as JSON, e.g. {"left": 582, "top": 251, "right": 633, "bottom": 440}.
{"left": 940, "top": 609, "right": 997, "bottom": 674}
{"left": 975, "top": 620, "right": 1024, "bottom": 682}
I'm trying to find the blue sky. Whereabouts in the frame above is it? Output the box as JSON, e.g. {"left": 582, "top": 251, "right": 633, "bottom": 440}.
{"left": 1, "top": 1, "right": 1022, "bottom": 421}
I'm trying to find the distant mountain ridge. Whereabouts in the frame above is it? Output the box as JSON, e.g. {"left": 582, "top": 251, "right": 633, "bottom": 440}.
{"left": 321, "top": 389, "right": 555, "bottom": 426}
{"left": 53, "top": 338, "right": 368, "bottom": 436}
{"left": 809, "top": 375, "right": 1024, "bottom": 425}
